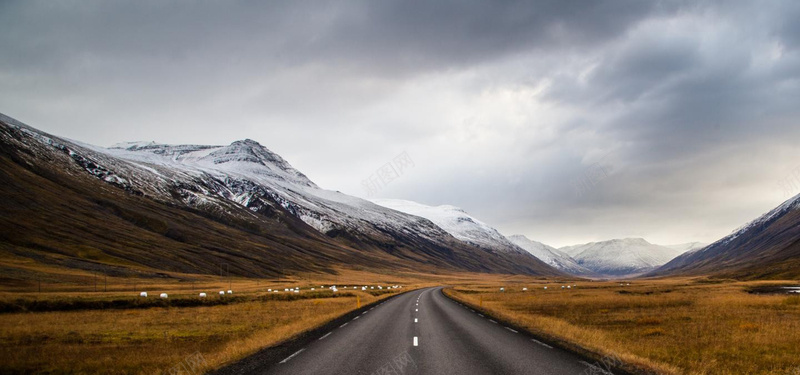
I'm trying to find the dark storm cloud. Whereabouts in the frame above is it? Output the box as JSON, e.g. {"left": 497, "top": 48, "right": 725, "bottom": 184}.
{"left": 0, "top": 1, "right": 672, "bottom": 77}
{"left": 1, "top": 0, "right": 799, "bottom": 247}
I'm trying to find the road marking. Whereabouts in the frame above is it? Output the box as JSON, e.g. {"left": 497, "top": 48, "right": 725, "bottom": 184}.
{"left": 414, "top": 318, "right": 418, "bottom": 323}
{"left": 470, "top": 309, "right": 475, "bottom": 312}
{"left": 489, "top": 319, "right": 497, "bottom": 324}
{"left": 319, "top": 332, "right": 332, "bottom": 340}
{"left": 280, "top": 349, "right": 305, "bottom": 364}
{"left": 531, "top": 339, "right": 553, "bottom": 349}
{"left": 505, "top": 327, "right": 518, "bottom": 334}
{"left": 478, "top": 314, "right": 484, "bottom": 317}
{"left": 413, "top": 336, "right": 418, "bottom": 346}
{"left": 353, "top": 316, "right": 360, "bottom": 320}
{"left": 415, "top": 309, "right": 418, "bottom": 312}
{"left": 340, "top": 323, "right": 348, "bottom": 328}
{"left": 362, "top": 311, "right": 368, "bottom": 315}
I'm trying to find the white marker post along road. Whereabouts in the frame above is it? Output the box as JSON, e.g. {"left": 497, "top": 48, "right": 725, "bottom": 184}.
{"left": 256, "top": 287, "right": 614, "bottom": 375}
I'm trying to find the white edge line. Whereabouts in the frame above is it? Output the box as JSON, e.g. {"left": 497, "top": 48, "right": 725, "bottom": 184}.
{"left": 489, "top": 319, "right": 497, "bottom": 323}
{"left": 531, "top": 339, "right": 553, "bottom": 349}
{"left": 319, "top": 332, "right": 332, "bottom": 340}
{"left": 340, "top": 323, "right": 348, "bottom": 328}
{"left": 279, "top": 349, "right": 305, "bottom": 364}
{"left": 505, "top": 327, "right": 518, "bottom": 334}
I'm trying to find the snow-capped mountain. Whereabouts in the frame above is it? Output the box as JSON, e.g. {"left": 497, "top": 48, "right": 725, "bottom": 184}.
{"left": 651, "top": 193, "right": 800, "bottom": 279}
{"left": 560, "top": 238, "right": 686, "bottom": 277}
{"left": 0, "top": 112, "right": 562, "bottom": 277}
{"left": 506, "top": 235, "right": 596, "bottom": 276}
{"left": 369, "top": 199, "right": 528, "bottom": 254}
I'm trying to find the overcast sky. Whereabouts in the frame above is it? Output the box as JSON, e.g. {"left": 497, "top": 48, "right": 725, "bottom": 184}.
{"left": 2, "top": 1, "right": 799, "bottom": 247}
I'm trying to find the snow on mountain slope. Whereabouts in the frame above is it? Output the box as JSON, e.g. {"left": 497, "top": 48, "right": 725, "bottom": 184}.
{"left": 717, "top": 193, "right": 800, "bottom": 247}
{"left": 369, "top": 199, "right": 527, "bottom": 254}
{"left": 559, "top": 238, "right": 685, "bottom": 277}
{"left": 507, "top": 235, "right": 596, "bottom": 275}
{"left": 0, "top": 112, "right": 441, "bottom": 238}
{"left": 0, "top": 112, "right": 562, "bottom": 276}
{"left": 650, "top": 193, "right": 800, "bottom": 279}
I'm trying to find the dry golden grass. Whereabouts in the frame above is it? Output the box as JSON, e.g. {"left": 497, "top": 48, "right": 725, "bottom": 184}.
{"left": 0, "top": 268, "right": 429, "bottom": 375}
{"left": 445, "top": 278, "right": 800, "bottom": 375}
{"left": 14, "top": 268, "right": 797, "bottom": 375}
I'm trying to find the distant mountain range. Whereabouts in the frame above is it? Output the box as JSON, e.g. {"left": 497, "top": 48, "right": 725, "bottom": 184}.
{"left": 558, "top": 238, "right": 688, "bottom": 277}
{"left": 368, "top": 199, "right": 698, "bottom": 278}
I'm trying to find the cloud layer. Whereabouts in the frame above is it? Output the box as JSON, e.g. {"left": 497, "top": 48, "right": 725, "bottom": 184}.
{"left": 2, "top": 0, "right": 799, "bottom": 247}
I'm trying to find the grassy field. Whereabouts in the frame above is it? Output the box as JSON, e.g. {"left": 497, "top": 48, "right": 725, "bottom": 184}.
{"left": 0, "top": 270, "right": 427, "bottom": 375}
{"left": 445, "top": 278, "right": 800, "bottom": 375}
{"left": 4, "top": 270, "right": 798, "bottom": 374}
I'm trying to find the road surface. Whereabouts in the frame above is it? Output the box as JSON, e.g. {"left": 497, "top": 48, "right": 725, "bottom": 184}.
{"left": 249, "top": 287, "right": 614, "bottom": 375}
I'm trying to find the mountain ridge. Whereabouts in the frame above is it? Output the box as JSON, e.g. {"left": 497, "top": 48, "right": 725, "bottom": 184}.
{"left": 650, "top": 193, "right": 800, "bottom": 279}
{"left": 0, "top": 112, "right": 563, "bottom": 282}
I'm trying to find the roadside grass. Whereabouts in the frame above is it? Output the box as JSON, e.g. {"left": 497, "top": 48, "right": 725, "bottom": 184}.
{"left": 445, "top": 278, "right": 800, "bottom": 375}
{"left": 0, "top": 270, "right": 417, "bottom": 375}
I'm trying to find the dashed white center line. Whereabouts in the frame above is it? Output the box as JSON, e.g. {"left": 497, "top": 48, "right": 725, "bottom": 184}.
{"left": 505, "top": 327, "right": 518, "bottom": 334}
{"left": 413, "top": 336, "right": 418, "bottom": 346}
{"left": 531, "top": 339, "right": 553, "bottom": 349}
{"left": 414, "top": 318, "right": 418, "bottom": 323}
{"left": 279, "top": 349, "right": 305, "bottom": 364}
{"left": 415, "top": 309, "right": 418, "bottom": 312}
{"left": 319, "top": 332, "right": 332, "bottom": 340}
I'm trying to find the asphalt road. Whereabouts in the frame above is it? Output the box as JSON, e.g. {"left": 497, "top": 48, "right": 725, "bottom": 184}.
{"left": 251, "top": 287, "right": 615, "bottom": 375}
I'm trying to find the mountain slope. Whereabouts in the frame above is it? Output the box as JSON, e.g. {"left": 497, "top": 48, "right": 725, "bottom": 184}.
{"left": 650, "top": 194, "right": 800, "bottom": 280}
{"left": 0, "top": 113, "right": 562, "bottom": 282}
{"left": 369, "top": 199, "right": 526, "bottom": 255}
{"left": 560, "top": 238, "right": 685, "bottom": 277}
{"left": 506, "top": 235, "right": 597, "bottom": 276}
